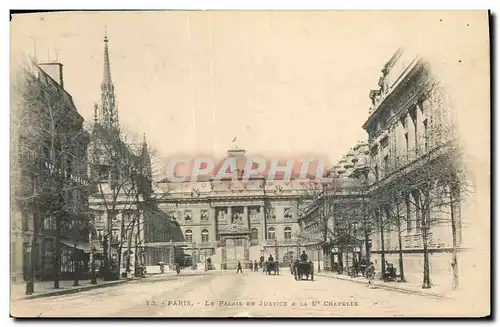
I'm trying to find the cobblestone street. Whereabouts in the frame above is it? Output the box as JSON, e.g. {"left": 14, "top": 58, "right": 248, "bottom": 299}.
{"left": 12, "top": 270, "right": 468, "bottom": 318}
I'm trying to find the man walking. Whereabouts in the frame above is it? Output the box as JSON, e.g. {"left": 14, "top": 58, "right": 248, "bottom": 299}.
{"left": 236, "top": 261, "right": 243, "bottom": 273}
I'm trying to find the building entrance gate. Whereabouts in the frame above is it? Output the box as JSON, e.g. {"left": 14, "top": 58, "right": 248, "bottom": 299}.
{"left": 219, "top": 223, "right": 251, "bottom": 270}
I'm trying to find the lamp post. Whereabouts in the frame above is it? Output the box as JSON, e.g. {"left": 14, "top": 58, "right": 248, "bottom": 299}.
{"left": 352, "top": 222, "right": 359, "bottom": 276}
{"left": 316, "top": 244, "right": 321, "bottom": 273}
{"left": 73, "top": 240, "right": 79, "bottom": 286}
{"left": 91, "top": 246, "right": 97, "bottom": 284}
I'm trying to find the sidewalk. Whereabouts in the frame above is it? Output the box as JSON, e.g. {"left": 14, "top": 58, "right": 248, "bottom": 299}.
{"left": 317, "top": 271, "right": 466, "bottom": 300}
{"left": 11, "top": 273, "right": 170, "bottom": 302}
{"left": 11, "top": 269, "right": 224, "bottom": 301}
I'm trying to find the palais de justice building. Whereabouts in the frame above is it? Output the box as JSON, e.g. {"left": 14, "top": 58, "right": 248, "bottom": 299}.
{"left": 151, "top": 148, "right": 318, "bottom": 270}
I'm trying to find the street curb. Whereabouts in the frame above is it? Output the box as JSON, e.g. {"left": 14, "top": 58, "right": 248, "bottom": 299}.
{"left": 317, "top": 273, "right": 450, "bottom": 300}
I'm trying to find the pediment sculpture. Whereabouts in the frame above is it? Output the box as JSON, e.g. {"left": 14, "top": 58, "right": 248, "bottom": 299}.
{"left": 220, "top": 222, "right": 249, "bottom": 234}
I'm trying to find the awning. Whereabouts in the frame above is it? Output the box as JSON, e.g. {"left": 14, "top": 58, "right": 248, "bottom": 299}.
{"left": 60, "top": 240, "right": 93, "bottom": 253}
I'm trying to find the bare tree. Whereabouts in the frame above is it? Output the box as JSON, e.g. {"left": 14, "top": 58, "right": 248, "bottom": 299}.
{"left": 88, "top": 123, "right": 142, "bottom": 279}
{"left": 12, "top": 61, "right": 90, "bottom": 294}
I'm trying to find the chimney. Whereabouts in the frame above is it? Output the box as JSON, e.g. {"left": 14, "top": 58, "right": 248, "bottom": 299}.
{"left": 38, "top": 62, "right": 64, "bottom": 88}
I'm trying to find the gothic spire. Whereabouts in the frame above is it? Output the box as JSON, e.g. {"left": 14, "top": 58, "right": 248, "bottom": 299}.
{"left": 102, "top": 33, "right": 112, "bottom": 86}
{"left": 100, "top": 31, "right": 118, "bottom": 130}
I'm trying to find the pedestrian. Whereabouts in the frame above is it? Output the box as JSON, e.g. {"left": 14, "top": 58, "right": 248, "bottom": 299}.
{"left": 367, "top": 262, "right": 375, "bottom": 287}
{"left": 360, "top": 258, "right": 367, "bottom": 277}
{"left": 254, "top": 260, "right": 258, "bottom": 272}
{"left": 236, "top": 261, "right": 243, "bottom": 273}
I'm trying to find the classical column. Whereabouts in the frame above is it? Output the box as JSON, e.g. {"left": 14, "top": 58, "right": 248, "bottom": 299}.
{"left": 210, "top": 207, "right": 217, "bottom": 242}
{"left": 227, "top": 207, "right": 232, "bottom": 222}
{"left": 221, "top": 237, "right": 227, "bottom": 270}
{"left": 243, "top": 206, "right": 249, "bottom": 229}
{"left": 260, "top": 205, "right": 266, "bottom": 242}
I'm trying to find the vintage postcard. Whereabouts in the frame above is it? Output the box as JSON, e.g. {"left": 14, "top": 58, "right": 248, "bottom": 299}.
{"left": 9, "top": 10, "right": 490, "bottom": 318}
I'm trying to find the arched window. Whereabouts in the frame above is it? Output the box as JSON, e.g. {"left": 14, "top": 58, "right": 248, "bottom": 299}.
{"left": 284, "top": 227, "right": 292, "bottom": 240}
{"left": 251, "top": 228, "right": 259, "bottom": 246}
{"left": 185, "top": 229, "right": 193, "bottom": 243}
{"left": 201, "top": 229, "right": 209, "bottom": 243}
{"left": 267, "top": 227, "right": 276, "bottom": 240}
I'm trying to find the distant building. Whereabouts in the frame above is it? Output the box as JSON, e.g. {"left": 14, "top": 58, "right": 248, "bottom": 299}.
{"left": 11, "top": 58, "right": 91, "bottom": 282}
{"left": 297, "top": 142, "right": 370, "bottom": 272}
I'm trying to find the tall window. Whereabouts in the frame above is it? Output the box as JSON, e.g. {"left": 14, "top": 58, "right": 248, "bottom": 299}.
{"left": 185, "top": 230, "right": 193, "bottom": 243}
{"left": 267, "top": 227, "right": 276, "bottom": 240}
{"left": 200, "top": 210, "right": 209, "bottom": 221}
{"left": 22, "top": 207, "right": 29, "bottom": 231}
{"left": 251, "top": 228, "right": 259, "bottom": 246}
{"left": 201, "top": 229, "right": 209, "bottom": 243}
{"left": 383, "top": 155, "right": 389, "bottom": 177}
{"left": 266, "top": 208, "right": 276, "bottom": 220}
{"left": 284, "top": 227, "right": 292, "bottom": 240}
{"left": 404, "top": 133, "right": 409, "bottom": 158}
{"left": 412, "top": 192, "right": 421, "bottom": 231}
{"left": 410, "top": 107, "right": 418, "bottom": 152}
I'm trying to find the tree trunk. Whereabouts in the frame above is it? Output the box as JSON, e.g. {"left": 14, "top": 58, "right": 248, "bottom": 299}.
{"left": 126, "top": 219, "right": 136, "bottom": 276}
{"left": 102, "top": 235, "right": 109, "bottom": 279}
{"left": 421, "top": 223, "right": 431, "bottom": 289}
{"left": 25, "top": 233, "right": 39, "bottom": 295}
{"left": 379, "top": 211, "right": 386, "bottom": 280}
{"left": 73, "top": 244, "right": 79, "bottom": 286}
{"left": 450, "top": 185, "right": 459, "bottom": 290}
{"left": 117, "top": 241, "right": 123, "bottom": 279}
{"left": 106, "top": 211, "right": 113, "bottom": 274}
{"left": 134, "top": 231, "right": 139, "bottom": 277}
{"left": 396, "top": 203, "right": 406, "bottom": 282}
{"left": 53, "top": 212, "right": 61, "bottom": 289}
{"left": 421, "top": 189, "right": 431, "bottom": 289}
{"left": 364, "top": 225, "right": 371, "bottom": 265}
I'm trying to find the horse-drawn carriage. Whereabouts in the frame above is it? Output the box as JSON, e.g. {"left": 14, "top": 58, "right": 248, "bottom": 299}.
{"left": 293, "top": 261, "right": 314, "bottom": 281}
{"left": 265, "top": 261, "right": 279, "bottom": 275}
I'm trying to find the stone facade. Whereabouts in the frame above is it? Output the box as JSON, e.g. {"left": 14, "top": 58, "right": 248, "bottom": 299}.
{"left": 362, "top": 49, "right": 470, "bottom": 279}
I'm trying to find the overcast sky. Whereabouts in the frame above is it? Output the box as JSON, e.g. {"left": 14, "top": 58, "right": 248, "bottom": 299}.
{"left": 11, "top": 11, "right": 489, "bottom": 170}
